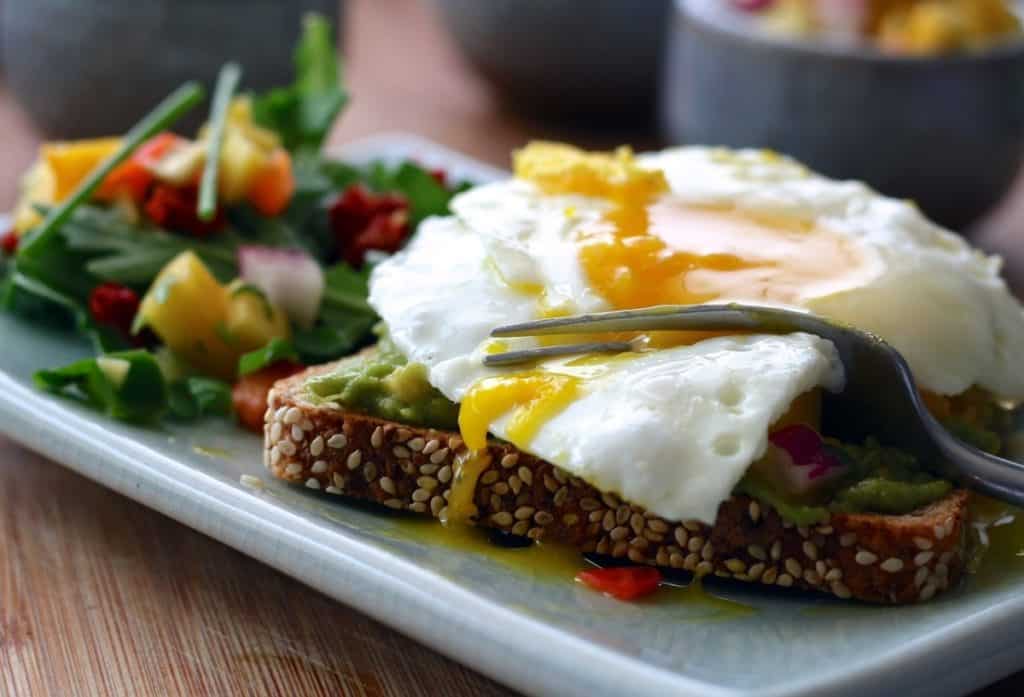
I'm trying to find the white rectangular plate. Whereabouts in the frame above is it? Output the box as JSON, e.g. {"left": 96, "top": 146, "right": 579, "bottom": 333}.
{"left": 3, "top": 133, "right": 1024, "bottom": 697}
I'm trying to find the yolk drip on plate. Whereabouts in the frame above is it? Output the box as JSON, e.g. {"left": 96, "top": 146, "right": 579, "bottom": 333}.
{"left": 456, "top": 142, "right": 874, "bottom": 455}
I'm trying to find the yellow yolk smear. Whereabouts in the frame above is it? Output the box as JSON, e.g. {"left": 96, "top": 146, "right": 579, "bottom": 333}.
{"left": 441, "top": 450, "right": 493, "bottom": 526}
{"left": 458, "top": 372, "right": 580, "bottom": 452}
{"left": 457, "top": 142, "right": 872, "bottom": 460}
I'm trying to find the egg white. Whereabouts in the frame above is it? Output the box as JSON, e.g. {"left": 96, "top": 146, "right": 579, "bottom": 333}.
{"left": 368, "top": 146, "right": 1024, "bottom": 522}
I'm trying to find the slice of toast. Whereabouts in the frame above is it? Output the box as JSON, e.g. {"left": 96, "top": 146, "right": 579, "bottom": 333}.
{"left": 265, "top": 363, "right": 970, "bottom": 604}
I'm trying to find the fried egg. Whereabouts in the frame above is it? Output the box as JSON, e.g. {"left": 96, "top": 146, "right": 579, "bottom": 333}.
{"left": 368, "top": 143, "right": 1024, "bottom": 522}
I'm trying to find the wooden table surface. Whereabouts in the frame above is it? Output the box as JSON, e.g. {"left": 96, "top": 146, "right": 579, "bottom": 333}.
{"left": 2, "top": 0, "right": 1024, "bottom": 695}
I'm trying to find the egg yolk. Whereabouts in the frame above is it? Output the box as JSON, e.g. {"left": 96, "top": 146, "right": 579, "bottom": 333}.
{"left": 457, "top": 142, "right": 873, "bottom": 454}
{"left": 458, "top": 372, "right": 580, "bottom": 452}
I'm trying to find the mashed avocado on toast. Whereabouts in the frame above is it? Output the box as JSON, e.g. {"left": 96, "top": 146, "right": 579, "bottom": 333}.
{"left": 300, "top": 329, "right": 1001, "bottom": 524}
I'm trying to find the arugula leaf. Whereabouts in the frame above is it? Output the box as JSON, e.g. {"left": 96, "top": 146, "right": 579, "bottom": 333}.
{"left": 167, "top": 376, "right": 233, "bottom": 420}
{"left": 363, "top": 161, "right": 469, "bottom": 227}
{"left": 35, "top": 350, "right": 168, "bottom": 422}
{"left": 292, "top": 262, "right": 377, "bottom": 364}
{"left": 252, "top": 13, "right": 347, "bottom": 153}
{"left": 238, "top": 337, "right": 300, "bottom": 375}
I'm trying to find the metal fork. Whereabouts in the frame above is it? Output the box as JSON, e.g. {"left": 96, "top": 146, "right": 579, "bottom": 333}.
{"left": 485, "top": 304, "right": 1024, "bottom": 507}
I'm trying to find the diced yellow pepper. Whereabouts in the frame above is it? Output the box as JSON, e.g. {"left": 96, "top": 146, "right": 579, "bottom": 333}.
{"left": 43, "top": 138, "right": 122, "bottom": 200}
{"left": 224, "top": 280, "right": 291, "bottom": 352}
{"left": 137, "top": 251, "right": 236, "bottom": 379}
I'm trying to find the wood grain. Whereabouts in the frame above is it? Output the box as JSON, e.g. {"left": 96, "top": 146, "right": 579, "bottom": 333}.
{"left": 2, "top": 0, "right": 1024, "bottom": 694}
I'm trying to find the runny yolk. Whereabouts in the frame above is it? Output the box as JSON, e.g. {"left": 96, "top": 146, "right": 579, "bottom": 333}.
{"left": 458, "top": 372, "right": 580, "bottom": 452}
{"left": 456, "top": 143, "right": 874, "bottom": 455}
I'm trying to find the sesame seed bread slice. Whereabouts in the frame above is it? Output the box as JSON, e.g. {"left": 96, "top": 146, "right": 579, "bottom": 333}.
{"left": 265, "top": 363, "right": 970, "bottom": 604}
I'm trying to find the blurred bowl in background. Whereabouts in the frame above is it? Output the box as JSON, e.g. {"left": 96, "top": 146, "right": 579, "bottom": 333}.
{"left": 661, "top": 0, "right": 1024, "bottom": 230}
{"left": 432, "top": 0, "right": 672, "bottom": 125}
{"left": 2, "top": 0, "right": 342, "bottom": 138}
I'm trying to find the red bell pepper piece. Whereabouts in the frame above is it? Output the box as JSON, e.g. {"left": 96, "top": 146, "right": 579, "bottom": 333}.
{"left": 576, "top": 566, "right": 663, "bottom": 601}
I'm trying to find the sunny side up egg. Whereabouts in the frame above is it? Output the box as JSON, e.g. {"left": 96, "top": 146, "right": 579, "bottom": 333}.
{"left": 368, "top": 143, "right": 1024, "bottom": 524}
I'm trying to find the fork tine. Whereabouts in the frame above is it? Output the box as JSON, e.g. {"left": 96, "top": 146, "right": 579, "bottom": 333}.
{"left": 483, "top": 341, "right": 634, "bottom": 367}
{"left": 491, "top": 304, "right": 771, "bottom": 337}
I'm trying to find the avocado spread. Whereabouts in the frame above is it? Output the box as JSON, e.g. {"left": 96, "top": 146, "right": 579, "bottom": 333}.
{"left": 305, "top": 328, "right": 459, "bottom": 429}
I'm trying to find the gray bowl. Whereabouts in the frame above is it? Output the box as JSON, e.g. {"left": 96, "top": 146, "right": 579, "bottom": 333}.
{"left": 2, "top": 0, "right": 342, "bottom": 139}
{"left": 432, "top": 0, "right": 672, "bottom": 124}
{"left": 661, "top": 0, "right": 1024, "bottom": 230}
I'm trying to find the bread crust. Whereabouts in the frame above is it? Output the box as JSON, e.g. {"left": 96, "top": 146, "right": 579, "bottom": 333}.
{"left": 264, "top": 364, "right": 969, "bottom": 604}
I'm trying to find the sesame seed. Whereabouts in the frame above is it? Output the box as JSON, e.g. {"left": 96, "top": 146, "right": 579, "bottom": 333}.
{"left": 490, "top": 493, "right": 502, "bottom": 511}
{"left": 684, "top": 553, "right": 700, "bottom": 571}
{"left": 534, "top": 511, "right": 554, "bottom": 526}
{"left": 696, "top": 561, "right": 713, "bottom": 576}
{"left": 430, "top": 448, "right": 450, "bottom": 465}
{"left": 914, "top": 551, "right": 934, "bottom": 567}
{"left": 423, "top": 439, "right": 440, "bottom": 455}
{"left": 325, "top": 486, "right": 342, "bottom": 495}
{"left": 914, "top": 567, "right": 929, "bottom": 588}
{"left": 328, "top": 434, "right": 348, "bottom": 449}
{"left": 761, "top": 567, "right": 778, "bottom": 584}
{"left": 701, "top": 541, "right": 714, "bottom": 561}
{"left": 409, "top": 502, "right": 427, "bottom": 513}
{"left": 797, "top": 526, "right": 810, "bottom": 539}
{"left": 913, "top": 536, "right": 933, "bottom": 550}
{"left": 480, "top": 470, "right": 499, "bottom": 485}
{"left": 610, "top": 526, "right": 629, "bottom": 541}
{"left": 777, "top": 573, "right": 794, "bottom": 588}
{"left": 283, "top": 407, "right": 302, "bottom": 425}
{"left": 748, "top": 500, "right": 761, "bottom": 523}
{"left": 309, "top": 436, "right": 325, "bottom": 457}
{"left": 492, "top": 511, "right": 514, "bottom": 526}
{"left": 543, "top": 475, "right": 559, "bottom": 493}
{"left": 725, "top": 558, "right": 746, "bottom": 574}
{"left": 839, "top": 532, "right": 857, "bottom": 547}
{"left": 667, "top": 553, "right": 684, "bottom": 568}
{"left": 627, "top": 548, "right": 646, "bottom": 564}
{"left": 553, "top": 487, "right": 568, "bottom": 506}
{"left": 855, "top": 550, "right": 878, "bottom": 566}
{"left": 305, "top": 478, "right": 320, "bottom": 489}
{"left": 430, "top": 496, "right": 445, "bottom": 517}
{"left": 270, "top": 446, "right": 282, "bottom": 466}
{"left": 630, "top": 513, "right": 645, "bottom": 537}
{"left": 300, "top": 418, "right": 313, "bottom": 432}
{"left": 364, "top": 462, "right": 378, "bottom": 481}
{"left": 370, "top": 427, "right": 383, "bottom": 448}
{"left": 380, "top": 476, "right": 397, "bottom": 495}
{"left": 347, "top": 450, "right": 362, "bottom": 470}
{"left": 383, "top": 498, "right": 404, "bottom": 510}
{"left": 803, "top": 569, "right": 821, "bottom": 585}
{"left": 748, "top": 544, "right": 767, "bottom": 561}
{"left": 920, "top": 581, "right": 937, "bottom": 601}
{"left": 553, "top": 468, "right": 567, "bottom": 484}
{"left": 527, "top": 527, "right": 544, "bottom": 541}
{"left": 512, "top": 521, "right": 530, "bottom": 536}
{"left": 562, "top": 513, "right": 579, "bottom": 526}
{"left": 683, "top": 520, "right": 702, "bottom": 532}
{"left": 514, "top": 506, "right": 535, "bottom": 521}
{"left": 240, "top": 474, "right": 263, "bottom": 489}
{"left": 816, "top": 561, "right": 826, "bottom": 577}
{"left": 748, "top": 563, "right": 765, "bottom": 580}
{"left": 579, "top": 497, "right": 601, "bottom": 511}
{"left": 643, "top": 529, "right": 664, "bottom": 543}
{"left": 332, "top": 473, "right": 345, "bottom": 488}
{"left": 825, "top": 568, "right": 842, "bottom": 582}
{"left": 412, "top": 488, "right": 431, "bottom": 502}
{"left": 437, "top": 465, "right": 453, "bottom": 484}
{"left": 492, "top": 482, "right": 508, "bottom": 495}
{"left": 420, "top": 463, "right": 439, "bottom": 475}
{"left": 601, "top": 492, "right": 620, "bottom": 509}
{"left": 674, "top": 528, "right": 688, "bottom": 547}
{"left": 770, "top": 541, "right": 782, "bottom": 561}
{"left": 688, "top": 536, "right": 703, "bottom": 553}
{"left": 519, "top": 467, "right": 533, "bottom": 486}
{"left": 311, "top": 460, "right": 328, "bottom": 474}
{"left": 656, "top": 549, "right": 669, "bottom": 566}
{"left": 279, "top": 440, "right": 297, "bottom": 456}
{"left": 501, "top": 453, "right": 519, "bottom": 468}
{"left": 588, "top": 510, "right": 604, "bottom": 523}
{"left": 831, "top": 582, "right": 852, "bottom": 599}
{"left": 393, "top": 446, "right": 411, "bottom": 459}
{"left": 408, "top": 437, "right": 426, "bottom": 452}
{"left": 785, "top": 558, "right": 803, "bottom": 578}
{"left": 647, "top": 519, "right": 669, "bottom": 534}
{"left": 270, "top": 422, "right": 283, "bottom": 442}
{"left": 417, "top": 476, "right": 438, "bottom": 491}
{"left": 274, "top": 406, "right": 288, "bottom": 421}
{"left": 449, "top": 436, "right": 464, "bottom": 450}
{"left": 395, "top": 429, "right": 411, "bottom": 442}
{"left": 802, "top": 541, "right": 819, "bottom": 561}
{"left": 603, "top": 511, "right": 616, "bottom": 532}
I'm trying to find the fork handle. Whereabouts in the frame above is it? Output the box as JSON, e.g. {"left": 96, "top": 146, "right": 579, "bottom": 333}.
{"left": 930, "top": 424, "right": 1024, "bottom": 508}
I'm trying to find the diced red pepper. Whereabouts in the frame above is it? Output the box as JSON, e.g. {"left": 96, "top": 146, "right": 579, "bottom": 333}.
{"left": 1, "top": 229, "right": 18, "bottom": 256}
{"left": 429, "top": 167, "right": 448, "bottom": 187}
{"left": 232, "top": 362, "right": 305, "bottom": 432}
{"left": 143, "top": 184, "right": 225, "bottom": 237}
{"left": 97, "top": 132, "right": 185, "bottom": 203}
{"left": 328, "top": 184, "right": 411, "bottom": 267}
{"left": 576, "top": 566, "right": 663, "bottom": 601}
{"left": 89, "top": 282, "right": 141, "bottom": 338}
